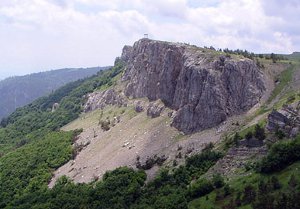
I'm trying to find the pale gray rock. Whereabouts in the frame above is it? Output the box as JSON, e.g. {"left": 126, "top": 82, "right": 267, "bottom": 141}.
{"left": 290, "top": 127, "right": 299, "bottom": 137}
{"left": 134, "top": 101, "right": 144, "bottom": 113}
{"left": 84, "top": 89, "right": 127, "bottom": 112}
{"left": 147, "top": 102, "right": 165, "bottom": 118}
{"left": 266, "top": 109, "right": 290, "bottom": 132}
{"left": 121, "top": 39, "right": 265, "bottom": 133}
{"left": 51, "top": 103, "right": 59, "bottom": 112}
{"left": 266, "top": 104, "right": 300, "bottom": 137}
{"left": 121, "top": 45, "right": 133, "bottom": 63}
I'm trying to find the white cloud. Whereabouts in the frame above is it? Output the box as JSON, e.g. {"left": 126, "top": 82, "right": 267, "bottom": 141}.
{"left": 0, "top": 0, "right": 299, "bottom": 79}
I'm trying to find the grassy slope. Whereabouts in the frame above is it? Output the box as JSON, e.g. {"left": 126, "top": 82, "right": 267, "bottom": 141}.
{"left": 284, "top": 52, "right": 300, "bottom": 62}
{"left": 189, "top": 162, "right": 300, "bottom": 209}
{"left": 0, "top": 65, "right": 124, "bottom": 208}
{"left": 266, "top": 64, "right": 295, "bottom": 104}
{"left": 0, "top": 64, "right": 123, "bottom": 155}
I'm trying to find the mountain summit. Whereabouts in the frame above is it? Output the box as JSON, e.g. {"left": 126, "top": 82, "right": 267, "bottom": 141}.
{"left": 121, "top": 39, "right": 265, "bottom": 133}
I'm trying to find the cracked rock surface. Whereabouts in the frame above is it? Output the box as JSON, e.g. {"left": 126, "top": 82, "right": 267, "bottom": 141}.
{"left": 122, "top": 39, "right": 265, "bottom": 133}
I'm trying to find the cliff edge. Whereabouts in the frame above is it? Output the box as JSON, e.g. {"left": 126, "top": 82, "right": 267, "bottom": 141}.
{"left": 121, "top": 39, "right": 265, "bottom": 133}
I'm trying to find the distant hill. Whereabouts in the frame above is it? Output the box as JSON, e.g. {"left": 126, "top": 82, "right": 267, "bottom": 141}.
{"left": 288, "top": 51, "right": 300, "bottom": 60}
{"left": 0, "top": 67, "right": 108, "bottom": 119}
{"left": 283, "top": 51, "right": 300, "bottom": 61}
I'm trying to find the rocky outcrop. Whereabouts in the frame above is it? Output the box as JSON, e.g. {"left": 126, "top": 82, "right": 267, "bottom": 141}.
{"left": 134, "top": 101, "right": 145, "bottom": 113}
{"left": 267, "top": 110, "right": 290, "bottom": 131}
{"left": 121, "top": 39, "right": 265, "bottom": 133}
{"left": 266, "top": 102, "right": 300, "bottom": 137}
{"left": 239, "top": 138, "right": 264, "bottom": 147}
{"left": 147, "top": 101, "right": 165, "bottom": 118}
{"left": 84, "top": 89, "right": 127, "bottom": 112}
{"left": 208, "top": 145, "right": 267, "bottom": 177}
{"left": 51, "top": 103, "right": 59, "bottom": 112}
{"left": 121, "top": 45, "right": 133, "bottom": 63}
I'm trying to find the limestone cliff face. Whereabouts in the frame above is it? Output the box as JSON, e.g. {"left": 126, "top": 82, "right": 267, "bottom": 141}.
{"left": 122, "top": 39, "right": 265, "bottom": 133}
{"left": 84, "top": 89, "right": 127, "bottom": 112}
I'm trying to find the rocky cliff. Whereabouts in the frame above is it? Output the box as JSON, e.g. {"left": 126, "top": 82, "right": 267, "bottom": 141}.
{"left": 121, "top": 39, "right": 265, "bottom": 133}
{"left": 84, "top": 89, "right": 128, "bottom": 112}
{"left": 266, "top": 102, "right": 300, "bottom": 137}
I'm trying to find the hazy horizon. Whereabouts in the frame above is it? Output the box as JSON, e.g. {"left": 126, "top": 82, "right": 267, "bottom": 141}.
{"left": 0, "top": 65, "right": 107, "bottom": 81}
{"left": 0, "top": 0, "right": 299, "bottom": 80}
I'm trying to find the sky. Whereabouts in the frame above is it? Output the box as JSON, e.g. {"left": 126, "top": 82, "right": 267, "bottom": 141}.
{"left": 0, "top": 0, "right": 299, "bottom": 80}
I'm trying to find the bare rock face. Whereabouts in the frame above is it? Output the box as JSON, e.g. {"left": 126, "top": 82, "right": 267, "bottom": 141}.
{"left": 121, "top": 39, "right": 265, "bottom": 133}
{"left": 266, "top": 103, "right": 300, "bottom": 137}
{"left": 147, "top": 101, "right": 165, "bottom": 118}
{"left": 84, "top": 89, "right": 127, "bottom": 112}
{"left": 51, "top": 103, "right": 59, "bottom": 112}
{"left": 267, "top": 110, "right": 290, "bottom": 131}
{"left": 134, "top": 101, "right": 145, "bottom": 113}
{"left": 121, "top": 45, "right": 133, "bottom": 63}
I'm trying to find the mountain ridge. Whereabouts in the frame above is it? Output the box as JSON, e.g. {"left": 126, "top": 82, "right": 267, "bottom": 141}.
{"left": 0, "top": 66, "right": 109, "bottom": 120}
